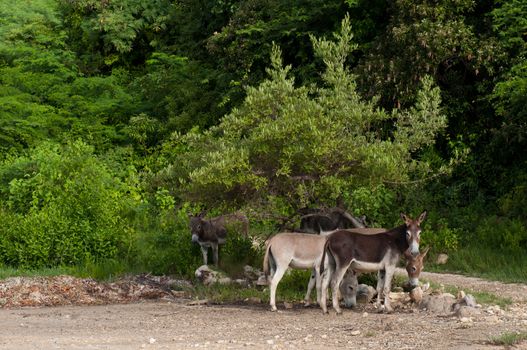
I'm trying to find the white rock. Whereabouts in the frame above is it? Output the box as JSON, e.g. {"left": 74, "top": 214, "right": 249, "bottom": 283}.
{"left": 149, "top": 338, "right": 156, "bottom": 344}
{"left": 351, "top": 330, "right": 361, "bottom": 336}
{"left": 436, "top": 254, "right": 449, "bottom": 265}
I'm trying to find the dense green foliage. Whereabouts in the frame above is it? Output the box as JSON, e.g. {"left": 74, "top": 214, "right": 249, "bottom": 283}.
{"left": 0, "top": 0, "right": 525, "bottom": 279}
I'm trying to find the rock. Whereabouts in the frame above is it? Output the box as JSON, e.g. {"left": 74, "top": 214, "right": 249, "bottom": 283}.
{"left": 351, "top": 330, "right": 361, "bottom": 336}
{"left": 459, "top": 317, "right": 473, "bottom": 323}
{"left": 461, "top": 294, "right": 477, "bottom": 308}
{"left": 420, "top": 294, "right": 456, "bottom": 315}
{"left": 409, "top": 287, "right": 424, "bottom": 303}
{"left": 243, "top": 265, "right": 263, "bottom": 281}
{"left": 149, "top": 338, "right": 156, "bottom": 344}
{"left": 234, "top": 279, "right": 249, "bottom": 287}
{"left": 436, "top": 254, "right": 449, "bottom": 265}
{"left": 188, "top": 299, "right": 209, "bottom": 306}
{"left": 218, "top": 277, "right": 232, "bottom": 285}
{"left": 256, "top": 275, "right": 269, "bottom": 286}
{"left": 356, "top": 284, "right": 377, "bottom": 304}
{"left": 283, "top": 302, "right": 293, "bottom": 309}
{"left": 244, "top": 297, "right": 262, "bottom": 304}
{"left": 454, "top": 305, "right": 482, "bottom": 318}
{"left": 194, "top": 265, "right": 230, "bottom": 286}
{"left": 421, "top": 282, "right": 430, "bottom": 292}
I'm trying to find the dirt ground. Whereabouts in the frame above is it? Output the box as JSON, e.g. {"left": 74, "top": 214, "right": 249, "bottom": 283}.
{"left": 0, "top": 271, "right": 526, "bottom": 350}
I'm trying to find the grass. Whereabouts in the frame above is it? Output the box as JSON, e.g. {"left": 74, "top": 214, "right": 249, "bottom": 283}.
{"left": 424, "top": 280, "right": 513, "bottom": 308}
{"left": 0, "top": 259, "right": 133, "bottom": 281}
{"left": 489, "top": 332, "right": 527, "bottom": 347}
{"left": 190, "top": 269, "right": 310, "bottom": 305}
{"left": 426, "top": 245, "right": 527, "bottom": 283}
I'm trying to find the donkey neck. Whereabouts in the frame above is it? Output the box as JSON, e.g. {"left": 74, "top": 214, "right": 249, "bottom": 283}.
{"left": 384, "top": 224, "right": 409, "bottom": 254}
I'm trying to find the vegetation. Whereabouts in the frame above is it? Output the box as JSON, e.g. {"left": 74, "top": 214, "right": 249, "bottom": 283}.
{"left": 489, "top": 331, "right": 527, "bottom": 347}
{"left": 0, "top": 0, "right": 525, "bottom": 283}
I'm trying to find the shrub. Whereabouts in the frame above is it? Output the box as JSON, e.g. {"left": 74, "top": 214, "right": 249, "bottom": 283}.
{"left": 0, "top": 140, "right": 136, "bottom": 268}
{"left": 133, "top": 205, "right": 261, "bottom": 278}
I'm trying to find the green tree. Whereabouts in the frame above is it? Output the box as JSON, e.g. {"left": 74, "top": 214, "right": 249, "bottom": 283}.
{"left": 162, "top": 17, "right": 448, "bottom": 217}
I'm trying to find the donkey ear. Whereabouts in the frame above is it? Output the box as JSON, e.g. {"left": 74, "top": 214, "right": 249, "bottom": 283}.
{"left": 400, "top": 212, "right": 409, "bottom": 223}
{"left": 417, "top": 210, "right": 428, "bottom": 224}
{"left": 421, "top": 246, "right": 430, "bottom": 259}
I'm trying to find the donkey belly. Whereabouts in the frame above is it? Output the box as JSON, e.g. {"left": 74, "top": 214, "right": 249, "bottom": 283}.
{"left": 350, "top": 259, "right": 384, "bottom": 273}
{"left": 289, "top": 257, "right": 317, "bottom": 270}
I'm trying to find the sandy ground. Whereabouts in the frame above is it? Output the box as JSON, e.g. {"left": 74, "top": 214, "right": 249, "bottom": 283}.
{"left": 0, "top": 271, "right": 526, "bottom": 350}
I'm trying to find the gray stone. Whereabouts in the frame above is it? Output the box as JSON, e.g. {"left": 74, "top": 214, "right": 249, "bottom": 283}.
{"left": 454, "top": 305, "right": 482, "bottom": 318}
{"left": 419, "top": 294, "right": 456, "bottom": 315}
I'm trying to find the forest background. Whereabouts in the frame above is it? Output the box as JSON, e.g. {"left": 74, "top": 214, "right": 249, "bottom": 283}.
{"left": 0, "top": 0, "right": 525, "bottom": 282}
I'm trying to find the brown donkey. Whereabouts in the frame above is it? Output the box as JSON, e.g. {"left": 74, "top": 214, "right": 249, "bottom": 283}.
{"left": 319, "top": 211, "right": 427, "bottom": 314}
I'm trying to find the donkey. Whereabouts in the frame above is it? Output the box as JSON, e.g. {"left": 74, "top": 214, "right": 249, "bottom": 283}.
{"left": 263, "top": 232, "right": 329, "bottom": 311}
{"left": 319, "top": 211, "right": 427, "bottom": 314}
{"left": 339, "top": 246, "right": 430, "bottom": 309}
{"left": 303, "top": 227, "right": 386, "bottom": 306}
{"left": 190, "top": 212, "right": 249, "bottom": 266}
{"left": 299, "top": 208, "right": 367, "bottom": 234}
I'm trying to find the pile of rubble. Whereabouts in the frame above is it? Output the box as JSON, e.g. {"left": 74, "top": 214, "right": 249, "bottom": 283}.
{"left": 0, "top": 274, "right": 191, "bottom": 308}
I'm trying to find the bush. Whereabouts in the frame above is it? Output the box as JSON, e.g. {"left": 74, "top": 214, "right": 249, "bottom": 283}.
{"left": 133, "top": 205, "right": 261, "bottom": 278}
{"left": 0, "top": 140, "right": 136, "bottom": 268}
{"left": 474, "top": 216, "right": 527, "bottom": 252}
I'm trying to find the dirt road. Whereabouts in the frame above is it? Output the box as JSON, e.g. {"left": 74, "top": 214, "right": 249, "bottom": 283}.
{"left": 0, "top": 272, "right": 526, "bottom": 349}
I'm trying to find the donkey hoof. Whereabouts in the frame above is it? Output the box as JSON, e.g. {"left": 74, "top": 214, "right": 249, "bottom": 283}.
{"left": 270, "top": 307, "right": 278, "bottom": 312}
{"left": 335, "top": 310, "right": 343, "bottom": 316}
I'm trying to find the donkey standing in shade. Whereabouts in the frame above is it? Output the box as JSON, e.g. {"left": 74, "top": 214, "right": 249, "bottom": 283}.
{"left": 320, "top": 211, "right": 427, "bottom": 314}
{"left": 190, "top": 212, "right": 249, "bottom": 266}
{"left": 299, "top": 208, "right": 367, "bottom": 234}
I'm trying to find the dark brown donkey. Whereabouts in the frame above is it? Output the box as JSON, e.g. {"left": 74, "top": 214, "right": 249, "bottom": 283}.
{"left": 190, "top": 213, "right": 249, "bottom": 266}
{"left": 319, "top": 211, "right": 427, "bottom": 314}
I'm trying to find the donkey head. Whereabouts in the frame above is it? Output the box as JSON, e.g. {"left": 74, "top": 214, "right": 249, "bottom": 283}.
{"left": 400, "top": 210, "right": 427, "bottom": 257}
{"left": 340, "top": 269, "right": 359, "bottom": 308}
{"left": 404, "top": 246, "right": 429, "bottom": 288}
{"left": 189, "top": 216, "right": 205, "bottom": 243}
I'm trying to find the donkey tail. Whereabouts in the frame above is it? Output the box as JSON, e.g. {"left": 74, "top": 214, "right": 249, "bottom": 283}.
{"left": 320, "top": 238, "right": 330, "bottom": 274}
{"left": 263, "top": 240, "right": 272, "bottom": 277}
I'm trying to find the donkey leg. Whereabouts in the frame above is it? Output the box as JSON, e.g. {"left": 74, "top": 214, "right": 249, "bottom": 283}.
{"left": 330, "top": 266, "right": 349, "bottom": 315}
{"left": 315, "top": 267, "right": 322, "bottom": 306}
{"left": 319, "top": 264, "right": 333, "bottom": 314}
{"left": 200, "top": 245, "right": 208, "bottom": 265}
{"left": 382, "top": 267, "right": 396, "bottom": 313}
{"left": 212, "top": 243, "right": 219, "bottom": 266}
{"left": 304, "top": 269, "right": 316, "bottom": 306}
{"left": 375, "top": 269, "right": 385, "bottom": 310}
{"left": 269, "top": 266, "right": 287, "bottom": 312}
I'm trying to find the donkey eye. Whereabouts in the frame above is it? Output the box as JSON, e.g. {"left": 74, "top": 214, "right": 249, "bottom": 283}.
{"left": 348, "top": 286, "right": 354, "bottom": 290}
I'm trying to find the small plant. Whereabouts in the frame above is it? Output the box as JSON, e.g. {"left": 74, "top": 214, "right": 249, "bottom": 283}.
{"left": 489, "top": 331, "right": 527, "bottom": 347}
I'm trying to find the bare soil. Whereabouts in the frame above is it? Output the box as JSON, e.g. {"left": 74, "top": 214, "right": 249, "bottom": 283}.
{"left": 0, "top": 272, "right": 526, "bottom": 350}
